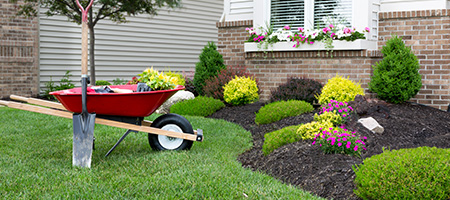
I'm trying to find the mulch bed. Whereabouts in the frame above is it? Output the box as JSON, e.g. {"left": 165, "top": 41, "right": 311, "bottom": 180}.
{"left": 207, "top": 100, "right": 450, "bottom": 200}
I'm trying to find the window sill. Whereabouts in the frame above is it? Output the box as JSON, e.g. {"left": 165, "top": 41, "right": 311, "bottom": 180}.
{"left": 244, "top": 39, "right": 377, "bottom": 52}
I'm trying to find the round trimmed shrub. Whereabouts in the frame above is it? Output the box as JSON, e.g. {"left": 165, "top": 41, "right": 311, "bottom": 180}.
{"left": 223, "top": 76, "right": 259, "bottom": 106}
{"left": 313, "top": 111, "right": 343, "bottom": 126}
{"left": 270, "top": 77, "right": 323, "bottom": 104}
{"left": 170, "top": 96, "right": 225, "bottom": 117}
{"left": 262, "top": 125, "right": 301, "bottom": 156}
{"left": 353, "top": 147, "right": 450, "bottom": 200}
{"left": 255, "top": 100, "right": 314, "bottom": 125}
{"left": 369, "top": 35, "right": 422, "bottom": 104}
{"left": 193, "top": 42, "right": 226, "bottom": 95}
{"left": 317, "top": 75, "right": 365, "bottom": 105}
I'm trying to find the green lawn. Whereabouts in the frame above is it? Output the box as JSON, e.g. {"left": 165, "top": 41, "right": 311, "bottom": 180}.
{"left": 0, "top": 107, "right": 323, "bottom": 199}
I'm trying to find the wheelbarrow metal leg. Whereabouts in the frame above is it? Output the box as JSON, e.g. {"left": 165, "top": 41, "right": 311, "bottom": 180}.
{"left": 105, "top": 129, "right": 137, "bottom": 157}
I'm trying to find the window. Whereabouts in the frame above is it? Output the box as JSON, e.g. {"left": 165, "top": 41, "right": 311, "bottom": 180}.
{"left": 271, "top": 0, "right": 305, "bottom": 30}
{"left": 314, "top": 0, "right": 352, "bottom": 28}
{"left": 270, "top": 0, "right": 353, "bottom": 29}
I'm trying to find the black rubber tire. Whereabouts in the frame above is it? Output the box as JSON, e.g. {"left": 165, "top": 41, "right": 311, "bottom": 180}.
{"left": 148, "top": 113, "right": 194, "bottom": 151}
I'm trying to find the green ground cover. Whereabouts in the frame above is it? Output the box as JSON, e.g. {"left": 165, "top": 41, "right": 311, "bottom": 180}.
{"left": 0, "top": 108, "right": 322, "bottom": 199}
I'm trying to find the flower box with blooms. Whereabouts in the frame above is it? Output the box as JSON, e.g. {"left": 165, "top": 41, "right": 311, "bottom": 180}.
{"left": 244, "top": 24, "right": 376, "bottom": 52}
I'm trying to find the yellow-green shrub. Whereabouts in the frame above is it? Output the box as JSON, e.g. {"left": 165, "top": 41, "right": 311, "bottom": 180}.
{"left": 314, "top": 111, "right": 343, "bottom": 126}
{"left": 317, "top": 75, "right": 365, "bottom": 105}
{"left": 223, "top": 76, "right": 259, "bottom": 106}
{"left": 297, "top": 121, "right": 334, "bottom": 140}
{"left": 165, "top": 71, "right": 186, "bottom": 86}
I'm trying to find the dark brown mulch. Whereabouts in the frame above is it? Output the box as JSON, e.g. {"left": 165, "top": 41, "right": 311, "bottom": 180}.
{"left": 207, "top": 101, "right": 450, "bottom": 200}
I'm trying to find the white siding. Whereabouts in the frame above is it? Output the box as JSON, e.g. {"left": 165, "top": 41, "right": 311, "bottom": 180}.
{"left": 39, "top": 0, "right": 222, "bottom": 91}
{"left": 223, "top": 0, "right": 253, "bottom": 21}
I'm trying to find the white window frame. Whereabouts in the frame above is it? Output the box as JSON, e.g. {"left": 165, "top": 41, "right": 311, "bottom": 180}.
{"left": 249, "top": 0, "right": 378, "bottom": 52}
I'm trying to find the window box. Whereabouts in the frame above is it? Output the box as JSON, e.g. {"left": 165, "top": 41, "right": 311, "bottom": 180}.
{"left": 244, "top": 39, "right": 377, "bottom": 52}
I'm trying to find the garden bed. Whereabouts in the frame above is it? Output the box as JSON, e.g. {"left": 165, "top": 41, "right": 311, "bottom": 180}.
{"left": 208, "top": 101, "right": 450, "bottom": 199}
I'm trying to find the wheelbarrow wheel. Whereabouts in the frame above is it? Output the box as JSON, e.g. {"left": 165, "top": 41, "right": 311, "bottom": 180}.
{"left": 148, "top": 113, "right": 194, "bottom": 151}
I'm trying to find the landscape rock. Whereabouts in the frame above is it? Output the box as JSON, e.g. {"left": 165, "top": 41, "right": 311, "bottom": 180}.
{"left": 357, "top": 117, "right": 384, "bottom": 134}
{"left": 155, "top": 90, "right": 194, "bottom": 114}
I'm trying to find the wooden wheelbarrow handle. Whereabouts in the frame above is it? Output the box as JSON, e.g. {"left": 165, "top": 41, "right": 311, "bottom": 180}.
{"left": 75, "top": 0, "right": 94, "bottom": 76}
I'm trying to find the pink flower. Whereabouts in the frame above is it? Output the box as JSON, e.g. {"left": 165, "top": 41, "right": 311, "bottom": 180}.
{"left": 365, "top": 27, "right": 370, "bottom": 32}
{"left": 298, "top": 27, "right": 304, "bottom": 32}
{"left": 354, "top": 146, "right": 359, "bottom": 151}
{"left": 323, "top": 27, "right": 330, "bottom": 34}
{"left": 293, "top": 45, "right": 296, "bottom": 47}
{"left": 342, "top": 137, "right": 347, "bottom": 141}
{"left": 312, "top": 141, "right": 316, "bottom": 145}
{"left": 343, "top": 114, "right": 347, "bottom": 117}
{"left": 337, "top": 143, "right": 342, "bottom": 147}
{"left": 338, "top": 109, "right": 342, "bottom": 113}
{"left": 343, "top": 27, "right": 351, "bottom": 34}
{"left": 331, "top": 33, "right": 335, "bottom": 38}
{"left": 329, "top": 24, "right": 334, "bottom": 28}
{"left": 310, "top": 41, "right": 314, "bottom": 44}
{"left": 284, "top": 25, "right": 290, "bottom": 30}
{"left": 346, "top": 142, "right": 351, "bottom": 148}
{"left": 245, "top": 28, "right": 249, "bottom": 31}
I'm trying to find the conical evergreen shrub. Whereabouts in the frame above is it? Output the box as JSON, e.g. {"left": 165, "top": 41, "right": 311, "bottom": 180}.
{"left": 193, "top": 42, "right": 226, "bottom": 95}
{"left": 369, "top": 35, "right": 422, "bottom": 104}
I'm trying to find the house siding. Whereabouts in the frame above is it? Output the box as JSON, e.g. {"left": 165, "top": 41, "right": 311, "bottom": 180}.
{"left": 0, "top": 0, "right": 40, "bottom": 99}
{"left": 39, "top": 0, "right": 222, "bottom": 91}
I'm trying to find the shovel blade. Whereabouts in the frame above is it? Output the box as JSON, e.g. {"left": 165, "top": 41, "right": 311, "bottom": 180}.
{"left": 73, "top": 113, "right": 96, "bottom": 168}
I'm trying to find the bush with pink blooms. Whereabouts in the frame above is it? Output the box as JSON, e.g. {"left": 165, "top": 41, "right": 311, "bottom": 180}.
{"left": 312, "top": 126, "right": 367, "bottom": 157}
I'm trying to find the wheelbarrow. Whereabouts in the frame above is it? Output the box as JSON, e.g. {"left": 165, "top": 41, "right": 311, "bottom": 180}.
{"left": 0, "top": 85, "right": 203, "bottom": 162}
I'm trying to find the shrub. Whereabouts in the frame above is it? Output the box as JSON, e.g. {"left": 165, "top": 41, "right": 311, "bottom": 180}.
{"left": 317, "top": 74, "right": 365, "bottom": 105}
{"left": 166, "top": 71, "right": 186, "bottom": 86}
{"left": 43, "top": 71, "right": 75, "bottom": 100}
{"left": 203, "top": 66, "right": 253, "bottom": 101}
{"left": 313, "top": 111, "right": 343, "bottom": 126}
{"left": 262, "top": 125, "right": 301, "bottom": 156}
{"left": 184, "top": 77, "right": 198, "bottom": 96}
{"left": 255, "top": 100, "right": 314, "bottom": 125}
{"left": 270, "top": 77, "right": 323, "bottom": 104}
{"left": 297, "top": 121, "right": 334, "bottom": 140}
{"left": 353, "top": 147, "right": 450, "bottom": 200}
{"left": 95, "top": 80, "right": 111, "bottom": 85}
{"left": 193, "top": 42, "right": 226, "bottom": 95}
{"left": 369, "top": 35, "right": 422, "bottom": 104}
{"left": 170, "top": 96, "right": 225, "bottom": 117}
{"left": 112, "top": 78, "right": 127, "bottom": 85}
{"left": 313, "top": 127, "right": 366, "bottom": 157}
{"left": 319, "top": 100, "right": 354, "bottom": 123}
{"left": 223, "top": 76, "right": 259, "bottom": 106}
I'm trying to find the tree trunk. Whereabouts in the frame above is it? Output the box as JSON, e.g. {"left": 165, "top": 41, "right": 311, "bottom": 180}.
{"left": 89, "top": 9, "right": 96, "bottom": 85}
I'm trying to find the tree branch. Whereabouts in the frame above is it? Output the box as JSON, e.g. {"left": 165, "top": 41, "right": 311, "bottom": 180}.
{"left": 93, "top": 4, "right": 107, "bottom": 27}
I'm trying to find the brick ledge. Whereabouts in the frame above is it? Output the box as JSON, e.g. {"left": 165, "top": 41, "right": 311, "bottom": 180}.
{"left": 379, "top": 9, "right": 450, "bottom": 20}
{"left": 216, "top": 20, "right": 253, "bottom": 28}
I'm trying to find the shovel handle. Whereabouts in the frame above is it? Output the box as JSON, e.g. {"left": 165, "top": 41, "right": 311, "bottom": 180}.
{"left": 76, "top": 0, "right": 94, "bottom": 76}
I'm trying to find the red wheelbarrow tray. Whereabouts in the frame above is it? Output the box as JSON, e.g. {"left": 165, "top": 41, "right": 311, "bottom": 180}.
{"left": 50, "top": 85, "right": 184, "bottom": 117}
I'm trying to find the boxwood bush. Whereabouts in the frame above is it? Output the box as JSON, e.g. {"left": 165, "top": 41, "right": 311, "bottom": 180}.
{"left": 255, "top": 100, "right": 314, "bottom": 124}
{"left": 317, "top": 74, "right": 365, "bottom": 105}
{"left": 270, "top": 77, "right": 322, "bottom": 104}
{"left": 170, "top": 96, "right": 225, "bottom": 117}
{"left": 223, "top": 76, "right": 259, "bottom": 106}
{"left": 353, "top": 147, "right": 450, "bottom": 200}
{"left": 262, "top": 125, "right": 301, "bottom": 155}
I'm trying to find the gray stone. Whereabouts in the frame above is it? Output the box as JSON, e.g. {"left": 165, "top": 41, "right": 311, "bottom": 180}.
{"left": 358, "top": 117, "right": 384, "bottom": 134}
{"left": 155, "top": 90, "right": 195, "bottom": 114}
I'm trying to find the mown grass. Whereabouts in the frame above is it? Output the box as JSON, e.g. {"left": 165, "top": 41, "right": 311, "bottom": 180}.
{"left": 0, "top": 107, "right": 323, "bottom": 199}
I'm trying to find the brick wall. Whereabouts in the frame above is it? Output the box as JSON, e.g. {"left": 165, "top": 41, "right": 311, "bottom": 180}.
{"left": 379, "top": 9, "right": 450, "bottom": 110}
{"left": 0, "top": 0, "right": 39, "bottom": 99}
{"left": 217, "top": 9, "right": 450, "bottom": 110}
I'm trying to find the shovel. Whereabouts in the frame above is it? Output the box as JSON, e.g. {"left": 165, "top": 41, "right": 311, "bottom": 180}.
{"left": 73, "top": 0, "right": 95, "bottom": 168}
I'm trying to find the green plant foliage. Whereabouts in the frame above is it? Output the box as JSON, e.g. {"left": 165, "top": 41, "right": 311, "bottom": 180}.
{"left": 223, "top": 76, "right": 259, "bottom": 106}
{"left": 193, "top": 42, "right": 226, "bottom": 95}
{"left": 165, "top": 71, "right": 186, "bottom": 86}
{"left": 95, "top": 80, "right": 111, "bottom": 85}
{"left": 313, "top": 111, "right": 343, "bottom": 126}
{"left": 112, "top": 78, "right": 127, "bottom": 85}
{"left": 138, "top": 67, "right": 176, "bottom": 90}
{"left": 317, "top": 74, "right": 365, "bottom": 105}
{"left": 255, "top": 100, "right": 314, "bottom": 125}
{"left": 313, "top": 127, "right": 366, "bottom": 157}
{"left": 262, "top": 125, "right": 301, "bottom": 156}
{"left": 170, "top": 96, "right": 225, "bottom": 117}
{"left": 353, "top": 147, "right": 450, "bottom": 200}
{"left": 369, "top": 35, "right": 422, "bottom": 104}
{"left": 270, "top": 77, "right": 323, "bottom": 104}
{"left": 43, "top": 71, "right": 75, "bottom": 100}
{"left": 297, "top": 121, "right": 334, "bottom": 140}
{"left": 203, "top": 66, "right": 253, "bottom": 101}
